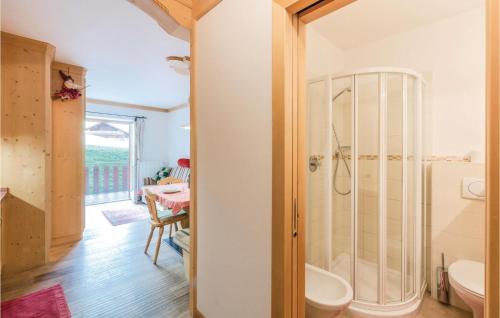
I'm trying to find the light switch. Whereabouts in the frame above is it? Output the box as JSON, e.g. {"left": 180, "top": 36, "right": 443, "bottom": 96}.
{"left": 462, "top": 178, "right": 485, "bottom": 200}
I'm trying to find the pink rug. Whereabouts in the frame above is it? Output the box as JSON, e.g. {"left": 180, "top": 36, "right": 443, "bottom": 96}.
{"left": 1, "top": 284, "right": 71, "bottom": 318}
{"left": 102, "top": 207, "right": 148, "bottom": 226}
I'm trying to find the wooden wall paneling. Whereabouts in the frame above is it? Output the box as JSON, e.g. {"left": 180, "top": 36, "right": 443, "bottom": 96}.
{"left": 154, "top": 0, "right": 193, "bottom": 29}
{"left": 486, "top": 0, "right": 500, "bottom": 317}
{"left": 43, "top": 40, "right": 54, "bottom": 261}
{"left": 0, "top": 188, "right": 9, "bottom": 270}
{"left": 128, "top": 0, "right": 190, "bottom": 41}
{"left": 1, "top": 32, "right": 55, "bottom": 274}
{"left": 51, "top": 62, "right": 86, "bottom": 246}
{"left": 192, "top": 0, "right": 222, "bottom": 20}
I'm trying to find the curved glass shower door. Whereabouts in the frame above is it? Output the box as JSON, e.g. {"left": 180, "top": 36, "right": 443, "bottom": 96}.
{"left": 306, "top": 77, "right": 332, "bottom": 270}
{"left": 331, "top": 76, "right": 353, "bottom": 285}
{"left": 355, "top": 73, "right": 380, "bottom": 303}
{"left": 306, "top": 68, "right": 424, "bottom": 314}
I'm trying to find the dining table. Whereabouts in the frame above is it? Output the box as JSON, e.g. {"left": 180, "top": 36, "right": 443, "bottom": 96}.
{"left": 141, "top": 182, "right": 191, "bottom": 230}
{"left": 143, "top": 182, "right": 190, "bottom": 228}
{"left": 157, "top": 187, "right": 190, "bottom": 215}
{"left": 159, "top": 184, "right": 190, "bottom": 228}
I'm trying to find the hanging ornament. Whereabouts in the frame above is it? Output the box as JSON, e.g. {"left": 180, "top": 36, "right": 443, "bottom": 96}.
{"left": 53, "top": 70, "right": 84, "bottom": 101}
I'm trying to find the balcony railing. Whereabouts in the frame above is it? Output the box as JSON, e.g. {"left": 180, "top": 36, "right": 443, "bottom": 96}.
{"left": 85, "top": 163, "right": 130, "bottom": 194}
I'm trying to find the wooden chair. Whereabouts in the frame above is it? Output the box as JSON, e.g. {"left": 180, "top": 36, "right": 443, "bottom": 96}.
{"left": 144, "top": 191, "right": 189, "bottom": 264}
{"left": 157, "top": 176, "right": 184, "bottom": 185}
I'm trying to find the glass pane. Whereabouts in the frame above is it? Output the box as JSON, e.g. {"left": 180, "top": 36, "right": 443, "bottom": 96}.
{"left": 406, "top": 76, "right": 416, "bottom": 297}
{"left": 307, "top": 79, "right": 331, "bottom": 270}
{"left": 386, "top": 74, "right": 403, "bottom": 302}
{"left": 356, "top": 74, "right": 379, "bottom": 303}
{"left": 330, "top": 76, "right": 353, "bottom": 284}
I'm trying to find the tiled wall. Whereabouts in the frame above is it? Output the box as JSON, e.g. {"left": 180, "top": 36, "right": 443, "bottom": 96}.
{"left": 307, "top": 79, "right": 332, "bottom": 269}
{"left": 429, "top": 161, "right": 485, "bottom": 311}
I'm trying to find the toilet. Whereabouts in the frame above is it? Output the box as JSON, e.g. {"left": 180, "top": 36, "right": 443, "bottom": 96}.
{"left": 306, "top": 263, "right": 353, "bottom": 318}
{"left": 448, "top": 260, "right": 484, "bottom": 318}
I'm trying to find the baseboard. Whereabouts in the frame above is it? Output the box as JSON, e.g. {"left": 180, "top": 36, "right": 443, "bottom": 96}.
{"left": 51, "top": 233, "right": 82, "bottom": 247}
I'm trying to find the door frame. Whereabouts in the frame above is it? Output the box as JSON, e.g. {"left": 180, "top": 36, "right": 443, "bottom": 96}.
{"left": 272, "top": 0, "right": 500, "bottom": 317}
{"left": 485, "top": 0, "right": 500, "bottom": 317}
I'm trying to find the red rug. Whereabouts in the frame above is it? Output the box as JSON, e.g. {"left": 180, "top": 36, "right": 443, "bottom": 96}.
{"left": 1, "top": 284, "right": 71, "bottom": 318}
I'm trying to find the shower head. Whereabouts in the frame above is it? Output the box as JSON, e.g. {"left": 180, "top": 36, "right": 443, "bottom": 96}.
{"left": 332, "top": 87, "right": 352, "bottom": 102}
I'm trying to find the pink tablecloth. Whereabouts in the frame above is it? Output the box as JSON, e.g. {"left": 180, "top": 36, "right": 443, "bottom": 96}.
{"left": 139, "top": 183, "right": 188, "bottom": 196}
{"left": 158, "top": 189, "right": 190, "bottom": 215}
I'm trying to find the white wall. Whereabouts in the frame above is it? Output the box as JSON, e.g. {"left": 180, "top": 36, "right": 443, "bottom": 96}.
{"left": 164, "top": 106, "right": 190, "bottom": 165}
{"left": 307, "top": 27, "right": 345, "bottom": 79}
{"left": 195, "top": 0, "right": 272, "bottom": 317}
{"left": 430, "top": 162, "right": 485, "bottom": 311}
{"left": 341, "top": 7, "right": 485, "bottom": 159}
{"left": 308, "top": 7, "right": 485, "bottom": 160}
{"left": 86, "top": 103, "right": 190, "bottom": 182}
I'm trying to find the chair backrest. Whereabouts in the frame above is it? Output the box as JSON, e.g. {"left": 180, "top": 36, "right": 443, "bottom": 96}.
{"left": 157, "top": 176, "right": 184, "bottom": 185}
{"left": 145, "top": 190, "right": 160, "bottom": 223}
{"left": 169, "top": 166, "right": 190, "bottom": 182}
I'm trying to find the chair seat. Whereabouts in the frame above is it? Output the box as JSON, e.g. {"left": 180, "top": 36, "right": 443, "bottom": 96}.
{"left": 156, "top": 208, "right": 187, "bottom": 222}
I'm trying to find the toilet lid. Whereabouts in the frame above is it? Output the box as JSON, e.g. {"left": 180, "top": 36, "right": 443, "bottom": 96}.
{"left": 449, "top": 260, "right": 484, "bottom": 296}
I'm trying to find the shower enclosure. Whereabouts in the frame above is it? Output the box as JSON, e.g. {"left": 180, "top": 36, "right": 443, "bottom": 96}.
{"left": 306, "top": 68, "right": 425, "bottom": 316}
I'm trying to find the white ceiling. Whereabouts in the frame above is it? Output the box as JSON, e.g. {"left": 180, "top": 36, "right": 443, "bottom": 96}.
{"left": 1, "top": 0, "right": 190, "bottom": 108}
{"left": 310, "top": 0, "right": 484, "bottom": 50}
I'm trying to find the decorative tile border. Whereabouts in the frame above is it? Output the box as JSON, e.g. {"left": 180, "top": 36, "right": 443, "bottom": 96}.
{"left": 333, "top": 154, "right": 406, "bottom": 160}
{"left": 423, "top": 155, "right": 471, "bottom": 163}
{"left": 332, "top": 154, "right": 471, "bottom": 162}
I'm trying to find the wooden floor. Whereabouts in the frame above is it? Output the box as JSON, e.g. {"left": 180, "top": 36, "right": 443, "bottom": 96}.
{"left": 85, "top": 191, "right": 130, "bottom": 206}
{"left": 1, "top": 201, "right": 189, "bottom": 318}
{"left": 1, "top": 201, "right": 474, "bottom": 318}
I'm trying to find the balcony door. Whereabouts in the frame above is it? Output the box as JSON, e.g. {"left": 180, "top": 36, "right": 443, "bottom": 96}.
{"left": 84, "top": 117, "right": 134, "bottom": 205}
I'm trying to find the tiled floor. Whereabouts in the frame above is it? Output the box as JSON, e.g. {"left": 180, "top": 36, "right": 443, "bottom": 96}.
{"left": 416, "top": 293, "right": 473, "bottom": 318}
{"left": 339, "top": 293, "right": 472, "bottom": 318}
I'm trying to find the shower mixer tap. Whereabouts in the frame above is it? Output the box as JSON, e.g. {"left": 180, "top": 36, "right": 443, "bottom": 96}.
{"left": 309, "top": 155, "right": 324, "bottom": 172}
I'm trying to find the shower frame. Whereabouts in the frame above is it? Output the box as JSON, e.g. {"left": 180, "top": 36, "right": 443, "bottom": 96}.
{"left": 308, "top": 68, "right": 426, "bottom": 314}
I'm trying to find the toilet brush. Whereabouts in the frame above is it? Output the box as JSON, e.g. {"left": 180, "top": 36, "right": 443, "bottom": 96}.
{"left": 438, "top": 253, "right": 450, "bottom": 304}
